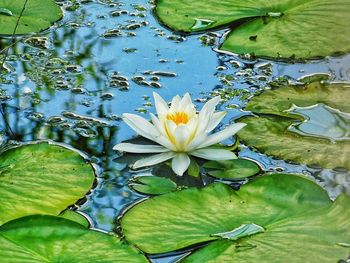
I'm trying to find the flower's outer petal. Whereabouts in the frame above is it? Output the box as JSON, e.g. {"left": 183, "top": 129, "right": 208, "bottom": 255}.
{"left": 196, "top": 96, "right": 221, "bottom": 134}
{"left": 123, "top": 113, "right": 159, "bottom": 141}
{"left": 190, "top": 148, "right": 237, "bottom": 161}
{"left": 206, "top": 111, "right": 227, "bottom": 133}
{"left": 133, "top": 152, "right": 176, "bottom": 169}
{"left": 173, "top": 125, "right": 191, "bottom": 151}
{"left": 171, "top": 153, "right": 191, "bottom": 176}
{"left": 113, "top": 143, "right": 169, "bottom": 153}
{"left": 153, "top": 92, "right": 169, "bottom": 118}
{"left": 198, "top": 123, "right": 246, "bottom": 148}
{"left": 199, "top": 96, "right": 221, "bottom": 118}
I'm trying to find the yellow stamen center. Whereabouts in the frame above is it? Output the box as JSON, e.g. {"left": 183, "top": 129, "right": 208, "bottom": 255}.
{"left": 166, "top": 112, "right": 189, "bottom": 125}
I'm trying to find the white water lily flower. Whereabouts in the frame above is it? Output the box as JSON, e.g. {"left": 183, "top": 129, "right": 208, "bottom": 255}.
{"left": 113, "top": 92, "right": 246, "bottom": 176}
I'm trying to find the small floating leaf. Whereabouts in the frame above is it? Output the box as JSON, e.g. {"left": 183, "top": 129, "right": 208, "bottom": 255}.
{"left": 203, "top": 158, "right": 261, "bottom": 180}
{"left": 188, "top": 158, "right": 200, "bottom": 177}
{"left": 156, "top": 0, "right": 350, "bottom": 59}
{"left": 238, "top": 82, "right": 350, "bottom": 170}
{"left": 130, "top": 176, "right": 177, "bottom": 195}
{"left": 0, "top": 0, "right": 62, "bottom": 35}
{"left": 0, "top": 8, "right": 13, "bottom": 16}
{"left": 0, "top": 215, "right": 148, "bottom": 262}
{"left": 0, "top": 142, "right": 95, "bottom": 225}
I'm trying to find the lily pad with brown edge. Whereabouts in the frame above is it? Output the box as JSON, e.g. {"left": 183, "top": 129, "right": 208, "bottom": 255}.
{"left": 238, "top": 82, "right": 350, "bottom": 170}
{"left": 203, "top": 158, "right": 261, "bottom": 180}
{"left": 0, "top": 142, "right": 95, "bottom": 225}
{"left": 120, "top": 173, "right": 350, "bottom": 262}
{"left": 0, "top": 0, "right": 62, "bottom": 35}
{"left": 156, "top": 0, "right": 350, "bottom": 59}
{"left": 0, "top": 215, "right": 148, "bottom": 262}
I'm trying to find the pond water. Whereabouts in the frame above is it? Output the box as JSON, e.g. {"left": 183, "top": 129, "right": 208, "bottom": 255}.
{"left": 1, "top": 0, "right": 350, "bottom": 261}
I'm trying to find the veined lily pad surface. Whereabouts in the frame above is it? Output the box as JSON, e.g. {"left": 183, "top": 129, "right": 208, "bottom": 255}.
{"left": 156, "top": 0, "right": 350, "bottom": 58}
{"left": 121, "top": 174, "right": 350, "bottom": 261}
{"left": 0, "top": 142, "right": 95, "bottom": 225}
{"left": 0, "top": 0, "right": 62, "bottom": 35}
{"left": 238, "top": 82, "right": 350, "bottom": 170}
{"left": 0, "top": 215, "right": 148, "bottom": 262}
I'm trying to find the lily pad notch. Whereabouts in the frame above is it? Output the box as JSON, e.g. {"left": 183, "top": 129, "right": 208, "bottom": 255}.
{"left": 155, "top": 0, "right": 350, "bottom": 59}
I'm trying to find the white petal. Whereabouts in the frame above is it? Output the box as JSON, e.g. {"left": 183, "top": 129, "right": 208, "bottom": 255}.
{"left": 150, "top": 113, "right": 165, "bottom": 134}
{"left": 206, "top": 111, "right": 227, "bottom": 133}
{"left": 170, "top": 95, "right": 181, "bottom": 112}
{"left": 173, "top": 125, "right": 191, "bottom": 151}
{"left": 153, "top": 92, "right": 169, "bottom": 118}
{"left": 171, "top": 153, "right": 191, "bottom": 176}
{"left": 198, "top": 123, "right": 246, "bottom": 148}
{"left": 187, "top": 133, "right": 208, "bottom": 151}
{"left": 133, "top": 152, "right": 176, "bottom": 169}
{"left": 123, "top": 113, "right": 159, "bottom": 141}
{"left": 153, "top": 135, "right": 177, "bottom": 151}
{"left": 113, "top": 143, "right": 169, "bottom": 153}
{"left": 190, "top": 148, "right": 237, "bottom": 161}
{"left": 179, "top": 93, "right": 192, "bottom": 109}
{"left": 199, "top": 96, "right": 220, "bottom": 118}
{"left": 196, "top": 96, "right": 221, "bottom": 134}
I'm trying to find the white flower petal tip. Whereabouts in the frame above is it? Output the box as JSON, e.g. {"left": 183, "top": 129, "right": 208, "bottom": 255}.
{"left": 172, "top": 153, "right": 191, "bottom": 176}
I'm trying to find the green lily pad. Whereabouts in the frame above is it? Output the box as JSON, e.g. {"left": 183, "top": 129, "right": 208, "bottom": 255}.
{"left": 0, "top": 142, "right": 95, "bottom": 225}
{"left": 120, "top": 174, "right": 339, "bottom": 254}
{"left": 0, "top": 215, "right": 148, "bottom": 262}
{"left": 121, "top": 174, "right": 350, "bottom": 262}
{"left": 59, "top": 210, "right": 90, "bottom": 228}
{"left": 130, "top": 176, "right": 177, "bottom": 195}
{"left": 188, "top": 158, "right": 200, "bottom": 177}
{"left": 238, "top": 82, "right": 350, "bottom": 170}
{"left": 156, "top": 0, "right": 350, "bottom": 59}
{"left": 203, "top": 159, "right": 261, "bottom": 180}
{"left": 0, "top": 0, "right": 62, "bottom": 35}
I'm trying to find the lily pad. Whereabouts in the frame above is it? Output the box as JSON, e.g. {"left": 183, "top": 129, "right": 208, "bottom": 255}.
{"left": 0, "top": 142, "right": 95, "bottom": 225}
{"left": 121, "top": 174, "right": 350, "bottom": 262}
{"left": 0, "top": 215, "right": 148, "bottom": 262}
{"left": 59, "top": 210, "right": 91, "bottom": 228}
{"left": 0, "top": 0, "right": 62, "bottom": 35}
{"left": 156, "top": 0, "right": 350, "bottom": 58}
{"left": 130, "top": 176, "right": 177, "bottom": 195}
{"left": 238, "top": 82, "right": 350, "bottom": 170}
{"left": 203, "top": 159, "right": 261, "bottom": 180}
{"left": 120, "top": 174, "right": 341, "bottom": 254}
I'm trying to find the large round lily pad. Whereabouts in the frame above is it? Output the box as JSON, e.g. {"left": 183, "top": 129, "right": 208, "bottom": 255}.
{"left": 0, "top": 0, "right": 62, "bottom": 35}
{"left": 238, "top": 82, "right": 350, "bottom": 170}
{"left": 156, "top": 0, "right": 350, "bottom": 59}
{"left": 0, "top": 142, "right": 95, "bottom": 225}
{"left": 0, "top": 215, "right": 148, "bottom": 262}
{"left": 120, "top": 174, "right": 350, "bottom": 262}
